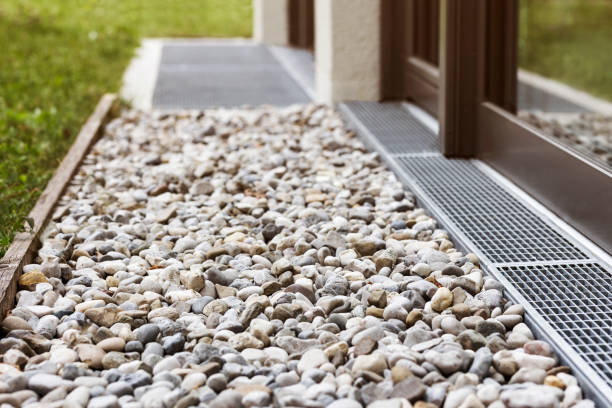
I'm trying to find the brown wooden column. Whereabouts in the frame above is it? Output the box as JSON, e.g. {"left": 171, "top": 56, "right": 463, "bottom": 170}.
{"left": 438, "top": 0, "right": 480, "bottom": 157}
{"left": 439, "top": 0, "right": 518, "bottom": 157}
{"left": 288, "top": 0, "right": 314, "bottom": 49}
{"left": 381, "top": 0, "right": 406, "bottom": 99}
{"left": 402, "top": 0, "right": 441, "bottom": 117}
{"left": 481, "top": 0, "right": 518, "bottom": 115}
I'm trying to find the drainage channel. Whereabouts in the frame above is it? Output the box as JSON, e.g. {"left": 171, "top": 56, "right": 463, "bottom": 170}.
{"left": 338, "top": 101, "right": 612, "bottom": 407}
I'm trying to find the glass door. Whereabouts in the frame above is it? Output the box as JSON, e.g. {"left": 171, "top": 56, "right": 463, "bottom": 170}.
{"left": 404, "top": 0, "right": 441, "bottom": 118}
{"left": 437, "top": 0, "right": 612, "bottom": 251}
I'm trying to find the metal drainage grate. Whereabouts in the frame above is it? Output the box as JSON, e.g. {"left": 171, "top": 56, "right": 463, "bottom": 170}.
{"left": 152, "top": 44, "right": 310, "bottom": 109}
{"left": 342, "top": 102, "right": 439, "bottom": 154}
{"left": 395, "top": 156, "right": 590, "bottom": 264}
{"left": 340, "top": 100, "right": 612, "bottom": 406}
{"left": 500, "top": 263, "right": 612, "bottom": 388}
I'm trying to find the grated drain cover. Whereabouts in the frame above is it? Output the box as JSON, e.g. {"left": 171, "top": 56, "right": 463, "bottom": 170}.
{"left": 500, "top": 263, "right": 612, "bottom": 388}
{"left": 395, "top": 156, "right": 589, "bottom": 264}
{"left": 340, "top": 101, "right": 612, "bottom": 406}
{"left": 342, "top": 102, "right": 439, "bottom": 154}
{"left": 152, "top": 44, "right": 310, "bottom": 109}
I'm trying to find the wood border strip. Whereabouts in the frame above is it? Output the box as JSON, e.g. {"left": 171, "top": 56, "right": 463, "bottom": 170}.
{"left": 0, "top": 93, "right": 117, "bottom": 318}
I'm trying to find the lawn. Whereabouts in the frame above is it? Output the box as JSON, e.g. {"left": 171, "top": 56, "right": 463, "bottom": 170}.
{"left": 519, "top": 0, "right": 612, "bottom": 101}
{"left": 0, "top": 0, "right": 252, "bottom": 256}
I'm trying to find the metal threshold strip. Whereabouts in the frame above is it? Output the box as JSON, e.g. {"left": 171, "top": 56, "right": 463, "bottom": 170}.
{"left": 338, "top": 101, "right": 612, "bottom": 408}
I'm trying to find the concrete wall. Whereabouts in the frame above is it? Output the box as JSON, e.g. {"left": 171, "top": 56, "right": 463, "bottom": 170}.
{"left": 253, "top": 0, "right": 290, "bottom": 45}
{"left": 315, "top": 0, "right": 382, "bottom": 104}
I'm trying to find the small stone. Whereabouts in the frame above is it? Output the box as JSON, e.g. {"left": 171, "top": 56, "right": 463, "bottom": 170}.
{"left": 457, "top": 329, "right": 486, "bottom": 351}
{"left": 1, "top": 316, "right": 31, "bottom": 332}
{"left": 510, "top": 367, "right": 547, "bottom": 384}
{"left": 524, "top": 340, "right": 554, "bottom": 358}
{"left": 3, "top": 349, "right": 28, "bottom": 367}
{"left": 500, "top": 386, "right": 564, "bottom": 408}
{"left": 469, "top": 347, "right": 493, "bottom": 379}
{"left": 452, "top": 303, "right": 471, "bottom": 319}
{"left": 431, "top": 287, "right": 453, "bottom": 312}
{"left": 475, "top": 319, "right": 506, "bottom": 337}
{"left": 76, "top": 344, "right": 106, "bottom": 369}
{"left": 137, "top": 324, "right": 160, "bottom": 344}
{"left": 88, "top": 395, "right": 119, "bottom": 408}
{"left": 425, "top": 349, "right": 469, "bottom": 376}
{"left": 102, "top": 351, "right": 128, "bottom": 369}
{"left": 442, "top": 265, "right": 464, "bottom": 276}
{"left": 242, "top": 390, "right": 270, "bottom": 407}
{"left": 354, "top": 239, "right": 379, "bottom": 256}
{"left": 85, "top": 307, "right": 118, "bottom": 328}
{"left": 477, "top": 384, "right": 499, "bottom": 405}
{"left": 107, "top": 381, "right": 133, "bottom": 397}
{"left": 354, "top": 336, "right": 377, "bottom": 356}
{"left": 207, "top": 373, "right": 227, "bottom": 393}
{"left": 374, "top": 250, "right": 397, "bottom": 271}
{"left": 298, "top": 349, "right": 328, "bottom": 373}
{"left": 162, "top": 333, "right": 185, "bottom": 354}
{"left": 405, "top": 309, "right": 424, "bottom": 327}
{"left": 181, "top": 373, "right": 207, "bottom": 391}
{"left": 328, "top": 399, "right": 362, "bottom": 408}
{"left": 391, "top": 365, "right": 413, "bottom": 384}
{"left": 66, "top": 386, "right": 90, "bottom": 407}
{"left": 18, "top": 271, "right": 48, "bottom": 289}
{"left": 352, "top": 352, "right": 387, "bottom": 375}
{"left": 97, "top": 337, "right": 125, "bottom": 352}
{"left": 544, "top": 375, "right": 566, "bottom": 389}
{"left": 28, "top": 373, "right": 72, "bottom": 395}
{"left": 229, "top": 332, "right": 263, "bottom": 351}
{"left": 368, "top": 289, "right": 387, "bottom": 308}
{"left": 141, "top": 387, "right": 171, "bottom": 408}
{"left": 390, "top": 377, "right": 426, "bottom": 402}
{"left": 411, "top": 263, "right": 431, "bottom": 278}
{"left": 182, "top": 270, "right": 206, "bottom": 291}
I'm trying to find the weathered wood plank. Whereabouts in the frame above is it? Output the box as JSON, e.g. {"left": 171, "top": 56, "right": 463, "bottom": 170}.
{"left": 0, "top": 94, "right": 117, "bottom": 318}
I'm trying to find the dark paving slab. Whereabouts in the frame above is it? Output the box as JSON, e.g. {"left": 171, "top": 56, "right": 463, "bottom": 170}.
{"left": 152, "top": 44, "right": 310, "bottom": 109}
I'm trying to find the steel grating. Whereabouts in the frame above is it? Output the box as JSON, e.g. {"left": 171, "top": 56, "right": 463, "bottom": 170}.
{"left": 340, "top": 101, "right": 612, "bottom": 405}
{"left": 395, "top": 156, "right": 589, "bottom": 263}
{"left": 152, "top": 44, "right": 310, "bottom": 109}
{"left": 500, "top": 263, "right": 612, "bottom": 388}
{"left": 342, "top": 102, "right": 439, "bottom": 154}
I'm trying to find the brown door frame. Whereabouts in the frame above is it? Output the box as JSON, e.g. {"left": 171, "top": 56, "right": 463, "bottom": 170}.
{"left": 404, "top": 0, "right": 441, "bottom": 117}
{"left": 288, "top": 0, "right": 314, "bottom": 49}
{"left": 438, "top": 0, "right": 612, "bottom": 252}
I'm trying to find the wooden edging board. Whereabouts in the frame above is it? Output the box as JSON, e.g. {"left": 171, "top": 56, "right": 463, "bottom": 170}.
{"left": 0, "top": 93, "right": 117, "bottom": 318}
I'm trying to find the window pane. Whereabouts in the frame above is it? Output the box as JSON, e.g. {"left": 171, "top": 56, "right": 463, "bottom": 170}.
{"left": 518, "top": 0, "right": 612, "bottom": 169}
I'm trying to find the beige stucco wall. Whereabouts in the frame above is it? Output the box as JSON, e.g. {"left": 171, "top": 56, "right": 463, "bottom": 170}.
{"left": 253, "top": 0, "right": 290, "bottom": 45}
{"left": 315, "top": 0, "right": 382, "bottom": 104}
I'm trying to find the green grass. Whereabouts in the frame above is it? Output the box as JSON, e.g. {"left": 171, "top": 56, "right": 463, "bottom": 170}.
{"left": 0, "top": 0, "right": 252, "bottom": 256}
{"left": 519, "top": 0, "right": 612, "bottom": 101}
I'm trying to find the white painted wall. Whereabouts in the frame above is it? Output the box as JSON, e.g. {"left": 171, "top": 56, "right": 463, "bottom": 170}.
{"left": 315, "top": 0, "right": 382, "bottom": 104}
{"left": 253, "top": 0, "right": 290, "bottom": 45}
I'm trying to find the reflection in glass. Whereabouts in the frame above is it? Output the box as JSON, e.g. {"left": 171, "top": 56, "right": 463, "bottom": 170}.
{"left": 518, "top": 0, "right": 612, "bottom": 168}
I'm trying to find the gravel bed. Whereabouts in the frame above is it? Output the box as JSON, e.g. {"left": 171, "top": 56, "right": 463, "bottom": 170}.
{"left": 520, "top": 111, "right": 612, "bottom": 168}
{"left": 1, "top": 105, "right": 594, "bottom": 408}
